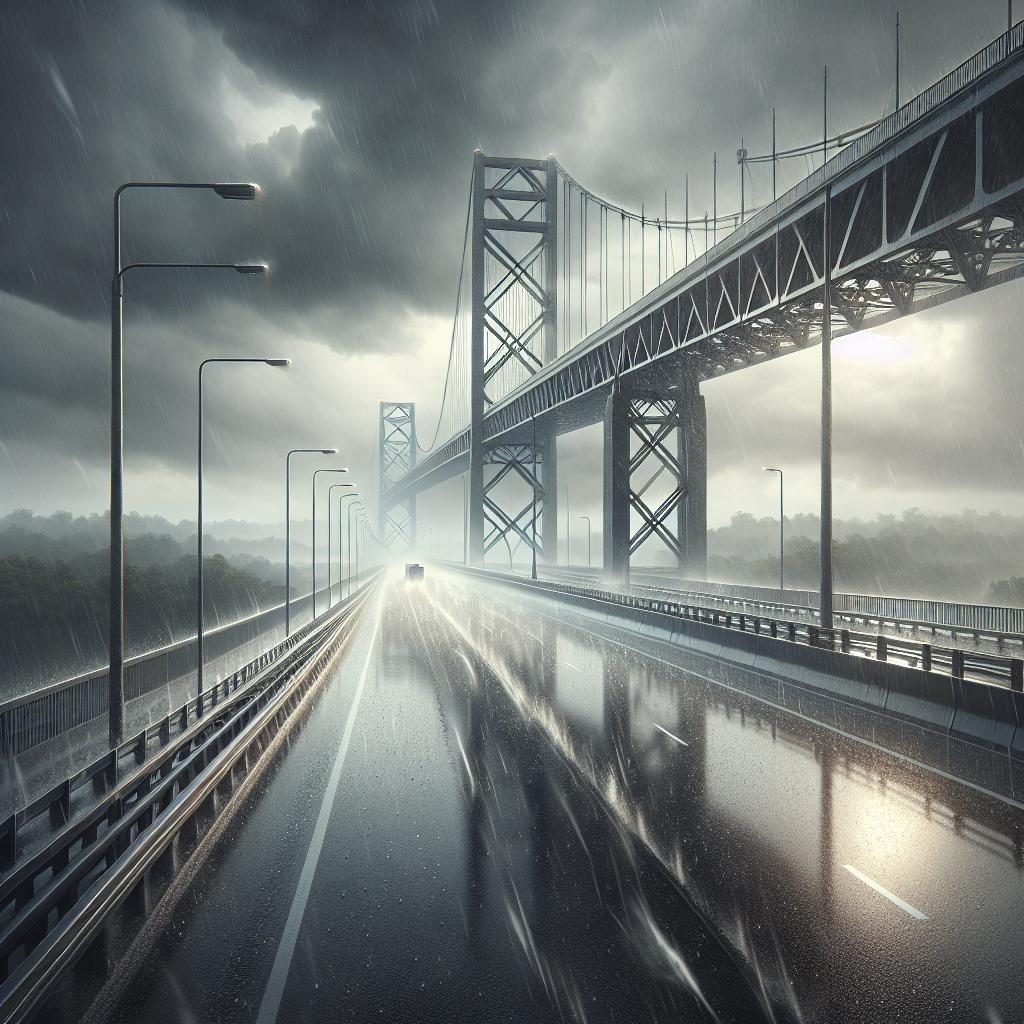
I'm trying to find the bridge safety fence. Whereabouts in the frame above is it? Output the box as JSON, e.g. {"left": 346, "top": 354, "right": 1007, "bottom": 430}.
{"left": 0, "top": 570, "right": 379, "bottom": 760}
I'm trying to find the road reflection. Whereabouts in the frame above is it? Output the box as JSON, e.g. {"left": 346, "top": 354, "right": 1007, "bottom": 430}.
{"left": 425, "top": 570, "right": 1024, "bottom": 1023}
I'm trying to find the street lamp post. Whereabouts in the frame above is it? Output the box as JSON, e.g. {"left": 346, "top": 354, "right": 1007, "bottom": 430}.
{"left": 348, "top": 500, "right": 365, "bottom": 597}
{"left": 338, "top": 493, "right": 360, "bottom": 598}
{"left": 328, "top": 483, "right": 356, "bottom": 608}
{"left": 578, "top": 515, "right": 592, "bottom": 567}
{"left": 109, "top": 179, "right": 263, "bottom": 748}
{"left": 762, "top": 467, "right": 785, "bottom": 591}
{"left": 531, "top": 413, "right": 538, "bottom": 581}
{"left": 311, "top": 468, "right": 349, "bottom": 618}
{"left": 197, "top": 356, "right": 289, "bottom": 705}
{"left": 286, "top": 448, "right": 338, "bottom": 636}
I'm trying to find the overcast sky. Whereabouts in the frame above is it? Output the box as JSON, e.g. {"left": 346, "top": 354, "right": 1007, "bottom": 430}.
{"left": 2, "top": 0, "right": 1023, "bottom": 538}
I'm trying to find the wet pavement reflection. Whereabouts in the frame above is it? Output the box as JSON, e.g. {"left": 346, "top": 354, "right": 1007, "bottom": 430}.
{"left": 94, "top": 572, "right": 1024, "bottom": 1023}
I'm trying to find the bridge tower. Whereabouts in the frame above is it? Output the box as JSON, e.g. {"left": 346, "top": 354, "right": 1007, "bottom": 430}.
{"left": 378, "top": 401, "right": 417, "bottom": 551}
{"left": 603, "top": 375, "right": 707, "bottom": 585}
{"left": 468, "top": 152, "right": 558, "bottom": 567}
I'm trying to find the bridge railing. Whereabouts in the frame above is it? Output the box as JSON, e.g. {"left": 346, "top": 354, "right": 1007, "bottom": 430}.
{"left": 0, "top": 569, "right": 383, "bottom": 873}
{"left": 454, "top": 564, "right": 1024, "bottom": 691}
{"left": 643, "top": 576, "right": 1024, "bottom": 639}
{"left": 0, "top": 572, "right": 376, "bottom": 760}
{"left": 712, "top": 22, "right": 1024, "bottom": 265}
{"left": 548, "top": 567, "right": 1024, "bottom": 642}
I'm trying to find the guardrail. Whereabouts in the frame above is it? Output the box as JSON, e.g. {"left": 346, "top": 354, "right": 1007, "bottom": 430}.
{"left": 551, "top": 567, "right": 1024, "bottom": 644}
{"left": 0, "top": 573, "right": 379, "bottom": 1021}
{"left": 456, "top": 565, "right": 1024, "bottom": 691}
{"left": 0, "top": 571, "right": 377, "bottom": 760}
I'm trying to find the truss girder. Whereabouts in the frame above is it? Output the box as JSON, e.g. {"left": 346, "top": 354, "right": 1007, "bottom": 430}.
{"left": 482, "top": 444, "right": 544, "bottom": 558}
{"left": 378, "top": 401, "right": 417, "bottom": 551}
{"left": 385, "top": 40, "right": 1024, "bottom": 505}
{"left": 626, "top": 398, "right": 685, "bottom": 560}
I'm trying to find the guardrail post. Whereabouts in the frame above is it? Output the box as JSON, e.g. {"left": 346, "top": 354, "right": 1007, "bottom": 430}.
{"left": 841, "top": 629, "right": 851, "bottom": 653}
{"left": 1011, "top": 658, "right": 1023, "bottom": 692}
{"left": 809, "top": 625, "right": 819, "bottom": 646}
{"left": 876, "top": 636, "right": 887, "bottom": 662}
{"left": 951, "top": 648, "right": 965, "bottom": 679}
{"left": 921, "top": 644, "right": 932, "bottom": 673}
{"left": 1, "top": 815, "right": 16, "bottom": 869}
{"left": 770, "top": 620, "right": 778, "bottom": 638}
{"left": 788, "top": 622, "right": 796, "bottom": 641}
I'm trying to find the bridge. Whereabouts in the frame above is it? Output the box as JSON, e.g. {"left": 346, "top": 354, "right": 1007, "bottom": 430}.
{"left": 380, "top": 26, "right": 1024, "bottom": 611}
{"left": 5, "top": 24, "right": 1024, "bottom": 1024}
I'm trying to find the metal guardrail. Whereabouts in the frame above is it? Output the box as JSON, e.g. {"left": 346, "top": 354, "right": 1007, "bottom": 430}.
{"left": 550, "top": 568, "right": 1024, "bottom": 644}
{"left": 458, "top": 566, "right": 1024, "bottom": 691}
{"left": 0, "top": 573, "right": 379, "bottom": 1022}
{"left": 0, "top": 573, "right": 377, "bottom": 760}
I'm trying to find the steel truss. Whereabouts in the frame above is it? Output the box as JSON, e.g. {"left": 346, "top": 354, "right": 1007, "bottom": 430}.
{"left": 378, "top": 402, "right": 416, "bottom": 551}
{"left": 482, "top": 444, "right": 544, "bottom": 561}
{"left": 627, "top": 397, "right": 684, "bottom": 560}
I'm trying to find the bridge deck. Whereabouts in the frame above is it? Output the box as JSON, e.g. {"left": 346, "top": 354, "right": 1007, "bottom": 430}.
{"left": 90, "top": 572, "right": 1024, "bottom": 1023}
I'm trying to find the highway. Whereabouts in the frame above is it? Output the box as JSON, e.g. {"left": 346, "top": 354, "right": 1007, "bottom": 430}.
{"left": 85, "top": 569, "right": 1024, "bottom": 1023}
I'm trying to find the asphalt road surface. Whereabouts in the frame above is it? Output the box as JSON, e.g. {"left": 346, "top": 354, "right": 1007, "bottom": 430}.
{"left": 89, "top": 569, "right": 1024, "bottom": 1023}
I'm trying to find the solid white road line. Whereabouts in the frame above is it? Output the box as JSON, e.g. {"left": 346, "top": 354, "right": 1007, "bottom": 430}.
{"left": 256, "top": 601, "right": 381, "bottom": 1024}
{"left": 653, "top": 723, "right": 689, "bottom": 747}
{"left": 564, "top": 661, "right": 582, "bottom": 671}
{"left": 842, "top": 864, "right": 929, "bottom": 921}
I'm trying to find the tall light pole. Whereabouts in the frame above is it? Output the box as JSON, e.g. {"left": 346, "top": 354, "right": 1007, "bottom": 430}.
{"left": 531, "top": 413, "right": 538, "bottom": 581}
{"left": 110, "top": 179, "right": 263, "bottom": 748}
{"left": 338, "top": 493, "right": 361, "bottom": 598}
{"left": 564, "top": 485, "right": 570, "bottom": 566}
{"left": 197, "top": 356, "right": 289, "bottom": 704}
{"left": 763, "top": 467, "right": 785, "bottom": 591}
{"left": 578, "top": 515, "right": 592, "bottom": 567}
{"left": 462, "top": 475, "right": 468, "bottom": 564}
{"left": 348, "top": 500, "right": 365, "bottom": 597}
{"left": 312, "top": 467, "right": 349, "bottom": 618}
{"left": 328, "top": 483, "right": 356, "bottom": 608}
{"left": 286, "top": 448, "right": 337, "bottom": 636}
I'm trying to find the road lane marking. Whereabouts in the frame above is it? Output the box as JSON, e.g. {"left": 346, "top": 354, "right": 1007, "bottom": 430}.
{"left": 653, "top": 723, "right": 689, "bottom": 747}
{"left": 842, "top": 864, "right": 928, "bottom": 921}
{"left": 256, "top": 601, "right": 381, "bottom": 1024}
{"left": 564, "top": 661, "right": 582, "bottom": 671}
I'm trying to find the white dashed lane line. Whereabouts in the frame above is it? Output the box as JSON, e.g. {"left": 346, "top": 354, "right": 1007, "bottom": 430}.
{"left": 653, "top": 723, "right": 689, "bottom": 747}
{"left": 842, "top": 864, "right": 929, "bottom": 921}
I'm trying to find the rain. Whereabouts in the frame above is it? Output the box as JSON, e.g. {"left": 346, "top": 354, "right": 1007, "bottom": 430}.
{"left": 3, "top": 1, "right": 1024, "bottom": 1022}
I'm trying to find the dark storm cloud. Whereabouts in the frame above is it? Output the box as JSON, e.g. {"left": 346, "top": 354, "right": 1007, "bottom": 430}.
{"left": 1, "top": 0, "right": 1022, "bottom": 519}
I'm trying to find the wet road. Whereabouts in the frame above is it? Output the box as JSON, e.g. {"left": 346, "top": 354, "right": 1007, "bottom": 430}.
{"left": 91, "top": 570, "right": 1024, "bottom": 1023}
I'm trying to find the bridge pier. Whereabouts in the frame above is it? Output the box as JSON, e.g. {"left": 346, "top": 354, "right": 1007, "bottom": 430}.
{"left": 602, "top": 377, "right": 707, "bottom": 586}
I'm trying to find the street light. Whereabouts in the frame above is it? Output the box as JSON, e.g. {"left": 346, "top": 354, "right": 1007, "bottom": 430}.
{"left": 348, "top": 500, "right": 365, "bottom": 595}
{"left": 578, "top": 515, "right": 592, "bottom": 567}
{"left": 197, "top": 356, "right": 290, "bottom": 705}
{"left": 328, "top": 483, "right": 357, "bottom": 608}
{"left": 285, "top": 448, "right": 338, "bottom": 635}
{"left": 531, "top": 413, "right": 538, "bottom": 581}
{"left": 338, "top": 493, "right": 361, "bottom": 598}
{"left": 762, "top": 467, "right": 785, "bottom": 590}
{"left": 109, "top": 179, "right": 264, "bottom": 748}
{"left": 312, "top": 468, "right": 350, "bottom": 617}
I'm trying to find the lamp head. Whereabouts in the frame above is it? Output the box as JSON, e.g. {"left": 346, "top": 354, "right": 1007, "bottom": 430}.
{"left": 265, "top": 358, "right": 291, "bottom": 367}
{"left": 234, "top": 262, "right": 268, "bottom": 275}
{"left": 322, "top": 448, "right": 339, "bottom": 455}
{"left": 213, "top": 182, "right": 260, "bottom": 201}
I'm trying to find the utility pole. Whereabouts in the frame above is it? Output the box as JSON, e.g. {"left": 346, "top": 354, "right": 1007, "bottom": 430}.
{"left": 895, "top": 11, "right": 901, "bottom": 110}
{"left": 823, "top": 66, "right": 829, "bottom": 166}
{"left": 772, "top": 108, "right": 777, "bottom": 201}
{"left": 712, "top": 153, "right": 718, "bottom": 246}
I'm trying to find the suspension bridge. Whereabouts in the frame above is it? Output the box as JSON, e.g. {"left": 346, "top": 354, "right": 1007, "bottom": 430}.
{"left": 379, "top": 25, "right": 1024, "bottom": 607}
{"left": 7, "top": 23, "right": 1024, "bottom": 1024}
